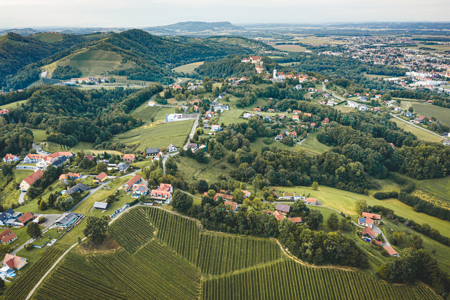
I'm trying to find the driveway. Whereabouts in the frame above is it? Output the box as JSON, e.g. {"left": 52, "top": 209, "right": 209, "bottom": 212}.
{"left": 372, "top": 225, "right": 391, "bottom": 247}
{"left": 18, "top": 191, "right": 26, "bottom": 204}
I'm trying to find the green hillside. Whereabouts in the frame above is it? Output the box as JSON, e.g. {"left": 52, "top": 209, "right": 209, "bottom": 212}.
{"left": 32, "top": 32, "right": 64, "bottom": 43}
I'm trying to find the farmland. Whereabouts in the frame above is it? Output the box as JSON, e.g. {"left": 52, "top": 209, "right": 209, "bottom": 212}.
{"left": 111, "top": 119, "right": 194, "bottom": 150}
{"left": 201, "top": 259, "right": 439, "bottom": 300}
{"left": 392, "top": 119, "right": 443, "bottom": 143}
{"left": 298, "top": 130, "right": 331, "bottom": 155}
{"left": 32, "top": 33, "right": 64, "bottom": 43}
{"left": 273, "top": 44, "right": 308, "bottom": 52}
{"left": 4, "top": 247, "right": 64, "bottom": 300}
{"left": 411, "top": 103, "right": 450, "bottom": 126}
{"left": 172, "top": 61, "right": 204, "bottom": 73}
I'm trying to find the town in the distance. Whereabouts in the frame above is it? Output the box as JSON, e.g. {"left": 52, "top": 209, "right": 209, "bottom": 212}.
{"left": 0, "top": 19, "right": 450, "bottom": 300}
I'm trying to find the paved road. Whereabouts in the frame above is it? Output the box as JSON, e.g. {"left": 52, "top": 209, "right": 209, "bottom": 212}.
{"left": 18, "top": 192, "right": 26, "bottom": 204}
{"left": 183, "top": 115, "right": 200, "bottom": 150}
{"left": 372, "top": 225, "right": 391, "bottom": 247}
{"left": 322, "top": 82, "right": 346, "bottom": 101}
{"left": 390, "top": 113, "right": 444, "bottom": 139}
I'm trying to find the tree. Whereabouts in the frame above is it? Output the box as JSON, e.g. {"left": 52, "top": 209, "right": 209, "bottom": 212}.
{"left": 355, "top": 200, "right": 368, "bottom": 214}
{"left": 252, "top": 178, "right": 257, "bottom": 194}
{"left": 96, "top": 163, "right": 107, "bottom": 173}
{"left": 340, "top": 218, "right": 352, "bottom": 231}
{"left": 411, "top": 234, "right": 423, "bottom": 250}
{"left": 0, "top": 278, "right": 4, "bottom": 289}
{"left": 312, "top": 182, "right": 319, "bottom": 190}
{"left": 83, "top": 216, "right": 109, "bottom": 244}
{"left": 233, "top": 188, "right": 245, "bottom": 203}
{"left": 38, "top": 200, "right": 48, "bottom": 211}
{"left": 327, "top": 213, "right": 339, "bottom": 231}
{"left": 78, "top": 236, "right": 82, "bottom": 245}
{"left": 207, "top": 189, "right": 216, "bottom": 198}
{"left": 197, "top": 180, "right": 209, "bottom": 193}
{"left": 306, "top": 210, "right": 323, "bottom": 230}
{"left": 172, "top": 190, "right": 194, "bottom": 213}
{"left": 27, "top": 222, "right": 41, "bottom": 239}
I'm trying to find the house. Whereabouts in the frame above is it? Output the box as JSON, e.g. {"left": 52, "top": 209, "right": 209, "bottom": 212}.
{"left": 294, "top": 84, "right": 302, "bottom": 90}
{"left": 359, "top": 105, "right": 367, "bottom": 111}
{"left": 347, "top": 101, "right": 358, "bottom": 108}
{"left": 132, "top": 184, "right": 149, "bottom": 198}
{"left": 147, "top": 101, "right": 156, "bottom": 106}
{"left": 293, "top": 110, "right": 302, "bottom": 114}
{"left": 443, "top": 140, "right": 450, "bottom": 146}
{"left": 275, "top": 203, "right": 291, "bottom": 215}
{"left": 383, "top": 246, "right": 399, "bottom": 257}
{"left": 405, "top": 111, "right": 413, "bottom": 117}
{"left": 150, "top": 183, "right": 173, "bottom": 204}
{"left": 267, "top": 109, "right": 275, "bottom": 112}
{"left": 93, "top": 202, "right": 109, "bottom": 210}
{"left": 14, "top": 212, "right": 34, "bottom": 227}
{"left": 146, "top": 148, "right": 160, "bottom": 157}
{"left": 0, "top": 209, "right": 16, "bottom": 226}
{"left": 20, "top": 170, "right": 43, "bottom": 192}
{"left": 288, "top": 217, "right": 302, "bottom": 223}
{"left": 358, "top": 217, "right": 373, "bottom": 227}
{"left": 23, "top": 154, "right": 45, "bottom": 164}
{"left": 0, "top": 229, "right": 17, "bottom": 244}
{"left": 305, "top": 198, "right": 317, "bottom": 205}
{"left": 67, "top": 183, "right": 90, "bottom": 195}
{"left": 214, "top": 193, "right": 234, "bottom": 201}
{"left": 323, "top": 117, "right": 330, "bottom": 124}
{"left": 124, "top": 174, "right": 142, "bottom": 192}
{"left": 224, "top": 201, "right": 238, "bottom": 211}
{"left": 54, "top": 213, "right": 79, "bottom": 228}
{"left": 242, "top": 190, "right": 251, "bottom": 198}
{"left": 273, "top": 211, "right": 286, "bottom": 221}
{"left": 0, "top": 109, "right": 9, "bottom": 115}
{"left": 361, "top": 226, "right": 377, "bottom": 239}
{"left": 361, "top": 212, "right": 381, "bottom": 220}
{"left": 168, "top": 144, "right": 177, "bottom": 152}
{"left": 123, "top": 154, "right": 136, "bottom": 163}
{"left": 59, "top": 172, "right": 81, "bottom": 183}
{"left": 308, "top": 87, "right": 315, "bottom": 92}
{"left": 86, "top": 154, "right": 94, "bottom": 161}
{"left": 211, "top": 125, "right": 222, "bottom": 132}
{"left": 116, "top": 163, "right": 129, "bottom": 172}
{"left": 186, "top": 143, "right": 199, "bottom": 153}
{"left": 292, "top": 115, "right": 299, "bottom": 121}
{"left": 3, "top": 254, "right": 27, "bottom": 271}
{"left": 310, "top": 122, "right": 316, "bottom": 128}
{"left": 94, "top": 172, "right": 108, "bottom": 182}
{"left": 3, "top": 154, "right": 19, "bottom": 163}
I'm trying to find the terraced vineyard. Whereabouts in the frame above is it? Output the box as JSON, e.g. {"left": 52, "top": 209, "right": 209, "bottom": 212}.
{"left": 91, "top": 242, "right": 201, "bottom": 300}
{"left": 34, "top": 253, "right": 126, "bottom": 300}
{"left": 108, "top": 207, "right": 155, "bottom": 253}
{"left": 4, "top": 247, "right": 63, "bottom": 300}
{"left": 201, "top": 259, "right": 441, "bottom": 300}
{"left": 196, "top": 233, "right": 281, "bottom": 274}
{"left": 146, "top": 207, "right": 201, "bottom": 264}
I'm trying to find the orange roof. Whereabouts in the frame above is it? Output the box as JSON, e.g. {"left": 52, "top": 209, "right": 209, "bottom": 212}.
{"left": 123, "top": 154, "right": 136, "bottom": 161}
{"left": 23, "top": 170, "right": 43, "bottom": 185}
{"left": 288, "top": 217, "right": 302, "bottom": 223}
{"left": 383, "top": 246, "right": 398, "bottom": 256}
{"left": 59, "top": 172, "right": 80, "bottom": 181}
{"left": 224, "top": 201, "right": 238, "bottom": 211}
{"left": 3, "top": 254, "right": 26, "bottom": 269}
{"left": 16, "top": 212, "right": 34, "bottom": 224}
{"left": 242, "top": 190, "right": 251, "bottom": 197}
{"left": 125, "top": 174, "right": 141, "bottom": 188}
{"left": 157, "top": 183, "right": 172, "bottom": 192}
{"left": 362, "top": 212, "right": 381, "bottom": 220}
{"left": 96, "top": 172, "right": 108, "bottom": 181}
{"left": 306, "top": 198, "right": 317, "bottom": 203}
{"left": 361, "top": 226, "right": 377, "bottom": 238}
{"left": 44, "top": 151, "right": 72, "bottom": 162}
{"left": 273, "top": 211, "right": 286, "bottom": 221}
{"left": 265, "top": 209, "right": 272, "bottom": 215}
{"left": 26, "top": 153, "right": 45, "bottom": 160}
{"left": 215, "top": 193, "right": 233, "bottom": 201}
{"left": 4, "top": 154, "right": 18, "bottom": 160}
{"left": 2, "top": 232, "right": 17, "bottom": 243}
{"left": 0, "top": 229, "right": 12, "bottom": 239}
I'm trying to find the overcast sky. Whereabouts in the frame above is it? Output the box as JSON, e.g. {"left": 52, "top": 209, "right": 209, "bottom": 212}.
{"left": 1, "top": 0, "right": 449, "bottom": 28}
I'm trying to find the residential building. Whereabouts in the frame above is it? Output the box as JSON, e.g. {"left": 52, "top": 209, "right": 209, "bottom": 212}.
{"left": 186, "top": 143, "right": 199, "bottom": 153}
{"left": 211, "top": 125, "right": 222, "bottom": 132}
{"left": 273, "top": 210, "right": 286, "bottom": 221}
{"left": 361, "top": 226, "right": 377, "bottom": 239}
{"left": 14, "top": 212, "right": 34, "bottom": 227}
{"left": 347, "top": 101, "right": 358, "bottom": 108}
{"left": 20, "top": 170, "right": 43, "bottom": 192}
{"left": 116, "top": 163, "right": 129, "bottom": 172}
{"left": 288, "top": 217, "right": 302, "bottom": 223}
{"left": 443, "top": 140, "right": 450, "bottom": 146}
{"left": 3, "top": 154, "right": 19, "bottom": 163}
{"left": 54, "top": 213, "right": 79, "bottom": 228}
{"left": 294, "top": 84, "right": 302, "bottom": 90}
{"left": 150, "top": 183, "right": 173, "bottom": 204}
{"left": 123, "top": 154, "right": 136, "bottom": 163}
{"left": 305, "top": 198, "right": 317, "bottom": 205}
{"left": 323, "top": 117, "right": 330, "bottom": 124}
{"left": 214, "top": 193, "right": 233, "bottom": 201}
{"left": 168, "top": 144, "right": 177, "bottom": 152}
{"left": 94, "top": 172, "right": 108, "bottom": 182}
{"left": 383, "top": 246, "right": 399, "bottom": 257}
{"left": 86, "top": 154, "right": 94, "bottom": 161}
{"left": 59, "top": 172, "right": 81, "bottom": 183}
{"left": 23, "top": 154, "right": 45, "bottom": 164}
{"left": 3, "top": 254, "right": 27, "bottom": 271}
{"left": 275, "top": 203, "right": 291, "bottom": 215}
{"left": 361, "top": 212, "right": 381, "bottom": 220}
{"left": 132, "top": 184, "right": 149, "bottom": 198}
{"left": 124, "top": 174, "right": 142, "bottom": 192}
{"left": 224, "top": 201, "right": 238, "bottom": 211}
{"left": 0, "top": 229, "right": 17, "bottom": 244}
{"left": 93, "top": 202, "right": 109, "bottom": 210}
{"left": 358, "top": 218, "right": 373, "bottom": 227}
{"left": 146, "top": 148, "right": 160, "bottom": 157}
{"left": 242, "top": 190, "right": 251, "bottom": 198}
{"left": 0, "top": 209, "right": 16, "bottom": 226}
{"left": 67, "top": 183, "right": 90, "bottom": 195}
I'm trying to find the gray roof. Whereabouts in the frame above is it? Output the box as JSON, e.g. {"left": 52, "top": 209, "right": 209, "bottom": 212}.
{"left": 117, "top": 162, "right": 129, "bottom": 170}
{"left": 67, "top": 183, "right": 89, "bottom": 195}
{"left": 275, "top": 203, "right": 291, "bottom": 213}
{"left": 55, "top": 213, "right": 78, "bottom": 226}
{"left": 187, "top": 143, "right": 198, "bottom": 149}
{"left": 146, "top": 148, "right": 159, "bottom": 154}
{"left": 93, "top": 202, "right": 109, "bottom": 209}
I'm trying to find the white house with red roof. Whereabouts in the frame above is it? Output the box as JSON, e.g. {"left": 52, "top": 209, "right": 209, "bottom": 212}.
{"left": 123, "top": 174, "right": 142, "bottom": 192}
{"left": 20, "top": 170, "right": 43, "bottom": 192}
{"left": 224, "top": 201, "right": 238, "bottom": 211}
{"left": 3, "top": 254, "right": 27, "bottom": 271}
{"left": 3, "top": 154, "right": 19, "bottom": 163}
{"left": 150, "top": 183, "right": 173, "bottom": 204}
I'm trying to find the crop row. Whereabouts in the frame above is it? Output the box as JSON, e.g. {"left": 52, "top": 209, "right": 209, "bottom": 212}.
{"left": 5, "top": 247, "right": 63, "bottom": 300}
{"left": 196, "top": 233, "right": 281, "bottom": 274}
{"left": 34, "top": 252, "right": 126, "bottom": 300}
{"left": 108, "top": 207, "right": 155, "bottom": 253}
{"left": 91, "top": 244, "right": 201, "bottom": 300}
{"left": 201, "top": 259, "right": 442, "bottom": 300}
{"left": 144, "top": 207, "right": 201, "bottom": 264}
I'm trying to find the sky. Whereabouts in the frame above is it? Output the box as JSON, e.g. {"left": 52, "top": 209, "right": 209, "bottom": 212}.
{"left": 0, "top": 0, "right": 449, "bottom": 28}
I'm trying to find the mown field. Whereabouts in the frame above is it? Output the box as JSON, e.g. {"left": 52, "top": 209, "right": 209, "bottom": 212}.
{"left": 32, "top": 33, "right": 64, "bottom": 43}
{"left": 1, "top": 99, "right": 28, "bottom": 110}
{"left": 111, "top": 119, "right": 193, "bottom": 150}
{"left": 172, "top": 61, "right": 204, "bottom": 73}
{"left": 412, "top": 103, "right": 450, "bottom": 126}
{"left": 392, "top": 119, "right": 443, "bottom": 143}
{"left": 273, "top": 44, "right": 308, "bottom": 52}
{"left": 298, "top": 130, "right": 330, "bottom": 155}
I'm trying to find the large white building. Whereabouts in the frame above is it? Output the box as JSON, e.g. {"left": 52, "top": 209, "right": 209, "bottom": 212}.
{"left": 166, "top": 114, "right": 184, "bottom": 122}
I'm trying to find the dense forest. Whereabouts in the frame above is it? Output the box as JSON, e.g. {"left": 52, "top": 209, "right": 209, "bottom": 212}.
{"left": 51, "top": 65, "right": 82, "bottom": 80}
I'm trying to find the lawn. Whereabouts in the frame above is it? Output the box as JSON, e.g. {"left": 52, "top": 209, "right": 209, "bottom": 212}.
{"left": 13, "top": 169, "right": 34, "bottom": 183}
{"left": 112, "top": 120, "right": 193, "bottom": 151}
{"left": 273, "top": 45, "right": 308, "bottom": 52}
{"left": 250, "top": 137, "right": 299, "bottom": 153}
{"left": 412, "top": 103, "right": 450, "bottom": 126}
{"left": 131, "top": 104, "right": 161, "bottom": 123}
{"left": 1, "top": 100, "right": 28, "bottom": 110}
{"left": 298, "top": 130, "right": 330, "bottom": 155}
{"left": 391, "top": 119, "right": 443, "bottom": 143}
{"left": 414, "top": 176, "right": 450, "bottom": 203}
{"left": 30, "top": 129, "right": 49, "bottom": 142}
{"left": 274, "top": 184, "right": 450, "bottom": 238}
{"left": 172, "top": 61, "right": 204, "bottom": 73}
{"left": 175, "top": 156, "right": 232, "bottom": 184}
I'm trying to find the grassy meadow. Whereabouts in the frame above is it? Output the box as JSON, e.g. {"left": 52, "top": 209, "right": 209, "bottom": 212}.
{"left": 298, "top": 130, "right": 330, "bottom": 155}
{"left": 32, "top": 33, "right": 64, "bottom": 43}
{"left": 273, "top": 45, "right": 308, "bottom": 52}
{"left": 412, "top": 103, "right": 450, "bottom": 126}
{"left": 1, "top": 100, "right": 28, "bottom": 110}
{"left": 172, "top": 62, "right": 204, "bottom": 73}
{"left": 392, "top": 119, "right": 443, "bottom": 143}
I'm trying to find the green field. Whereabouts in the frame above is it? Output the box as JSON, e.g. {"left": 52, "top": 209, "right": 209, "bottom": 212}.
{"left": 298, "top": 130, "right": 330, "bottom": 155}
{"left": 273, "top": 44, "right": 308, "bottom": 52}
{"left": 250, "top": 137, "right": 299, "bottom": 153}
{"left": 32, "top": 33, "right": 64, "bottom": 43}
{"left": 1, "top": 100, "right": 28, "bottom": 110}
{"left": 112, "top": 120, "right": 193, "bottom": 151}
{"left": 30, "top": 129, "right": 49, "bottom": 141}
{"left": 172, "top": 61, "right": 204, "bottom": 73}
{"left": 392, "top": 119, "right": 443, "bottom": 143}
{"left": 175, "top": 155, "right": 233, "bottom": 183}
{"left": 13, "top": 169, "right": 34, "bottom": 183}
{"left": 412, "top": 103, "right": 450, "bottom": 126}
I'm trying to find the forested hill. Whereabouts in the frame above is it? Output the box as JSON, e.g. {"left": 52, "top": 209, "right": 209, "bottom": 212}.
{"left": 0, "top": 33, "right": 87, "bottom": 90}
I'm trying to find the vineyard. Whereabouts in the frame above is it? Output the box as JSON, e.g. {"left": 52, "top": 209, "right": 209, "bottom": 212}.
{"left": 90, "top": 242, "right": 201, "bottom": 300}
{"left": 196, "top": 233, "right": 282, "bottom": 274}
{"left": 34, "top": 252, "right": 126, "bottom": 300}
{"left": 201, "top": 259, "right": 441, "bottom": 300}
{"left": 4, "top": 247, "right": 63, "bottom": 300}
{"left": 145, "top": 207, "right": 201, "bottom": 264}
{"left": 108, "top": 207, "right": 155, "bottom": 253}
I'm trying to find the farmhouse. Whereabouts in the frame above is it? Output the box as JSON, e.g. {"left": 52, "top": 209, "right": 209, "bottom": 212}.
{"left": 3, "top": 154, "right": 19, "bottom": 163}
{"left": 224, "top": 201, "right": 238, "bottom": 211}
{"left": 66, "top": 183, "right": 89, "bottom": 195}
{"left": 3, "top": 254, "right": 27, "bottom": 271}
{"left": 123, "top": 154, "right": 136, "bottom": 163}
{"left": 361, "top": 212, "right": 381, "bottom": 220}
{"left": 124, "top": 174, "right": 142, "bottom": 192}
{"left": 361, "top": 226, "right": 377, "bottom": 239}
{"left": 14, "top": 212, "right": 34, "bottom": 227}
{"left": 93, "top": 202, "right": 109, "bottom": 210}
{"left": 0, "top": 229, "right": 17, "bottom": 245}
{"left": 54, "top": 213, "right": 79, "bottom": 229}
{"left": 275, "top": 203, "right": 291, "bottom": 215}
{"left": 358, "top": 217, "right": 373, "bottom": 226}
{"left": 20, "top": 170, "right": 44, "bottom": 192}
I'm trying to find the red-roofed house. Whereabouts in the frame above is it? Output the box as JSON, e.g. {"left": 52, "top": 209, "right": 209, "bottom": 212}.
{"left": 0, "top": 109, "right": 9, "bottom": 115}
{"left": 253, "top": 108, "right": 261, "bottom": 112}
{"left": 362, "top": 212, "right": 381, "bottom": 220}
{"left": 358, "top": 217, "right": 373, "bottom": 226}
{"left": 0, "top": 229, "right": 17, "bottom": 244}
{"left": 150, "top": 183, "right": 173, "bottom": 204}
{"left": 361, "top": 226, "right": 377, "bottom": 239}
{"left": 242, "top": 190, "right": 251, "bottom": 198}
{"left": 224, "top": 201, "right": 238, "bottom": 211}
{"left": 59, "top": 172, "right": 81, "bottom": 183}
{"left": 14, "top": 212, "right": 34, "bottom": 227}
{"left": 123, "top": 174, "right": 142, "bottom": 192}
{"left": 132, "top": 184, "right": 149, "bottom": 198}
{"left": 3, "top": 154, "right": 19, "bottom": 163}
{"left": 310, "top": 122, "right": 316, "bottom": 127}
{"left": 95, "top": 172, "right": 108, "bottom": 182}
{"left": 293, "top": 110, "right": 302, "bottom": 114}
{"left": 273, "top": 210, "right": 286, "bottom": 221}
{"left": 288, "top": 217, "right": 302, "bottom": 223}
{"left": 20, "top": 170, "right": 43, "bottom": 191}
{"left": 305, "top": 198, "right": 317, "bottom": 205}
{"left": 293, "top": 115, "right": 299, "bottom": 121}
{"left": 383, "top": 246, "right": 399, "bottom": 257}
{"left": 214, "top": 193, "right": 234, "bottom": 201}
{"left": 3, "top": 254, "right": 27, "bottom": 271}
{"left": 265, "top": 209, "right": 272, "bottom": 215}
{"left": 87, "top": 154, "right": 94, "bottom": 161}
{"left": 123, "top": 154, "right": 136, "bottom": 163}
{"left": 323, "top": 118, "right": 330, "bottom": 124}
